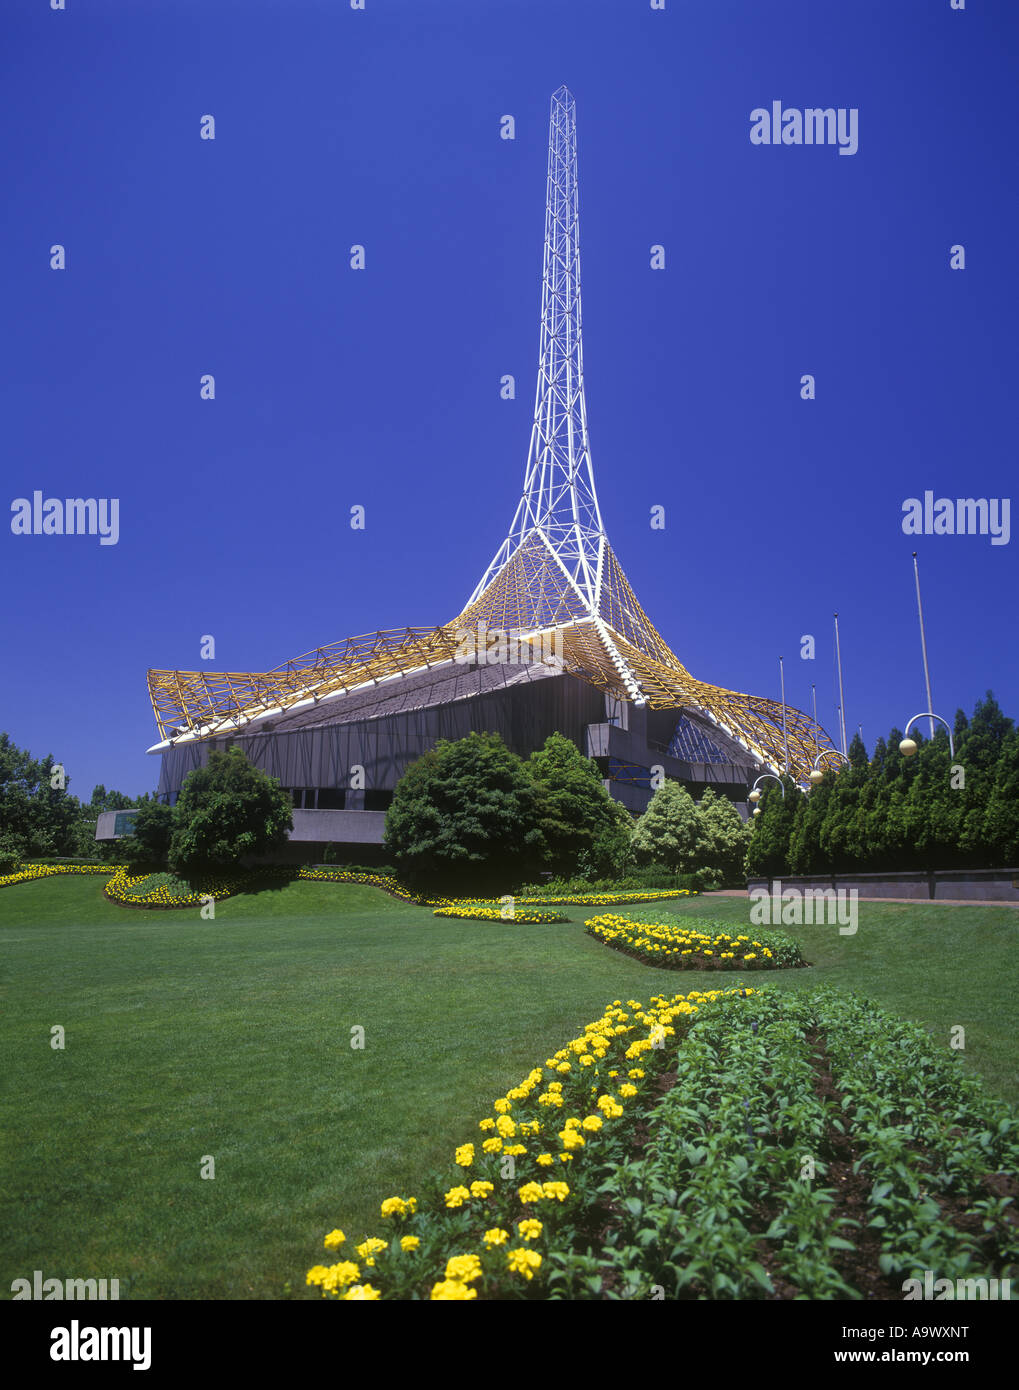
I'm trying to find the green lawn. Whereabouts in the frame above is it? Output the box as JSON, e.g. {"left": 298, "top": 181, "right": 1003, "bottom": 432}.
{"left": 1, "top": 876, "right": 1015, "bottom": 1300}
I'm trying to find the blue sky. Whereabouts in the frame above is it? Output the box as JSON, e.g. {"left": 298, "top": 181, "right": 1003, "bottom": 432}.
{"left": 2, "top": 0, "right": 1016, "bottom": 800}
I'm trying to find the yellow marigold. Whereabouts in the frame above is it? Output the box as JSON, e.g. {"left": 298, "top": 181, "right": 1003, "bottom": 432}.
{"left": 380, "top": 1197, "right": 414, "bottom": 1218}
{"left": 444, "top": 1185, "right": 470, "bottom": 1208}
{"left": 323, "top": 1228, "right": 346, "bottom": 1250}
{"left": 506, "top": 1247, "right": 542, "bottom": 1281}
{"left": 542, "top": 1181, "right": 570, "bottom": 1201}
{"left": 343, "top": 1283, "right": 381, "bottom": 1300}
{"left": 445, "top": 1253, "right": 483, "bottom": 1283}
{"left": 469, "top": 1180, "right": 494, "bottom": 1198}
{"left": 536, "top": 1153, "right": 555, "bottom": 1166}
{"left": 455, "top": 1143, "right": 475, "bottom": 1167}
{"left": 581, "top": 1115, "right": 603, "bottom": 1132}
{"left": 319, "top": 1261, "right": 361, "bottom": 1292}
{"left": 619, "top": 1084, "right": 638, "bottom": 1098}
{"left": 495, "top": 1116, "right": 516, "bottom": 1138}
{"left": 556, "top": 1062, "right": 571, "bottom": 1074}
{"left": 517, "top": 1219, "right": 543, "bottom": 1240}
{"left": 483, "top": 1227, "right": 510, "bottom": 1247}
{"left": 518, "top": 1181, "right": 546, "bottom": 1203}
{"left": 431, "top": 1280, "right": 476, "bottom": 1300}
{"left": 355, "top": 1238, "right": 387, "bottom": 1259}
{"left": 493, "top": 1098, "right": 511, "bottom": 1114}
{"left": 478, "top": 1117, "right": 496, "bottom": 1131}
{"left": 482, "top": 1137, "right": 503, "bottom": 1154}
{"left": 306, "top": 1264, "right": 330, "bottom": 1286}
{"left": 559, "top": 1129, "right": 585, "bottom": 1150}
{"left": 400, "top": 1236, "right": 420, "bottom": 1252}
{"left": 502, "top": 1143, "right": 527, "bottom": 1157}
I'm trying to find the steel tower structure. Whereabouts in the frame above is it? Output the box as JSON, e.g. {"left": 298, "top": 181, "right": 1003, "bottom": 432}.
{"left": 147, "top": 86, "right": 837, "bottom": 784}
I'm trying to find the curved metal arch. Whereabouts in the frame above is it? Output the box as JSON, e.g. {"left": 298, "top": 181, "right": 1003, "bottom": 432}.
{"left": 903, "top": 711, "right": 955, "bottom": 758}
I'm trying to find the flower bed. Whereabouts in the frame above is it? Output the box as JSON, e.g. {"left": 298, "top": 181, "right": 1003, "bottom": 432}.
{"left": 580, "top": 986, "right": 1019, "bottom": 1299}
{"left": 516, "top": 889, "right": 697, "bottom": 906}
{"left": 584, "top": 912, "right": 805, "bottom": 970}
{"left": 432, "top": 903, "right": 569, "bottom": 924}
{"left": 1, "top": 862, "right": 693, "bottom": 918}
{"left": 0, "top": 862, "right": 120, "bottom": 889}
{"left": 296, "top": 868, "right": 424, "bottom": 903}
{"left": 305, "top": 985, "right": 753, "bottom": 1300}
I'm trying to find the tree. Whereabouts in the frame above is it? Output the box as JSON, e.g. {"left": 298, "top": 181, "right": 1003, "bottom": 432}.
{"left": 696, "top": 787, "right": 751, "bottom": 884}
{"left": 528, "top": 733, "right": 621, "bottom": 875}
{"left": 119, "top": 801, "right": 175, "bottom": 868}
{"left": 982, "top": 728, "right": 1019, "bottom": 867}
{"left": 631, "top": 781, "right": 704, "bottom": 873}
{"left": 169, "top": 748, "right": 293, "bottom": 876}
{"left": 0, "top": 732, "right": 81, "bottom": 864}
{"left": 576, "top": 798, "right": 634, "bottom": 881}
{"left": 383, "top": 731, "right": 545, "bottom": 892}
{"left": 744, "top": 776, "right": 801, "bottom": 878}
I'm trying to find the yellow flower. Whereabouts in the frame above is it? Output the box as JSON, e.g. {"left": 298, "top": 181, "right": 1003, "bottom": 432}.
{"left": 581, "top": 1115, "right": 603, "bottom": 1132}
{"left": 445, "top": 1253, "right": 483, "bottom": 1284}
{"left": 518, "top": 1181, "right": 546, "bottom": 1203}
{"left": 536, "top": 1153, "right": 554, "bottom": 1166}
{"left": 455, "top": 1143, "right": 475, "bottom": 1167}
{"left": 542, "top": 1181, "right": 570, "bottom": 1201}
{"left": 444, "top": 1185, "right": 470, "bottom": 1208}
{"left": 483, "top": 1227, "right": 510, "bottom": 1247}
{"left": 506, "top": 1247, "right": 542, "bottom": 1280}
{"left": 469, "top": 1180, "right": 494, "bottom": 1199}
{"left": 503, "top": 1143, "right": 527, "bottom": 1157}
{"left": 318, "top": 1260, "right": 361, "bottom": 1293}
{"left": 355, "top": 1238, "right": 387, "bottom": 1260}
{"left": 496, "top": 1116, "right": 516, "bottom": 1138}
{"left": 493, "top": 1098, "right": 511, "bottom": 1114}
{"left": 343, "top": 1283, "right": 381, "bottom": 1300}
{"left": 517, "top": 1219, "right": 543, "bottom": 1240}
{"left": 431, "top": 1280, "right": 476, "bottom": 1300}
{"left": 478, "top": 1117, "right": 496, "bottom": 1131}
{"left": 400, "top": 1236, "right": 420, "bottom": 1252}
{"left": 482, "top": 1137, "right": 503, "bottom": 1153}
{"left": 306, "top": 1264, "right": 329, "bottom": 1286}
{"left": 323, "top": 1228, "right": 346, "bottom": 1250}
{"left": 619, "top": 1083, "right": 638, "bottom": 1098}
{"left": 380, "top": 1196, "right": 415, "bottom": 1218}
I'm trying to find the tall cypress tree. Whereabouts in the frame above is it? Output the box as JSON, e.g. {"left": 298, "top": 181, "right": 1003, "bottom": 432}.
{"left": 744, "top": 776, "right": 801, "bottom": 878}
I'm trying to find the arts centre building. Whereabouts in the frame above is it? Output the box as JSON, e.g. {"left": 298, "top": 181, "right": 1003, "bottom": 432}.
{"left": 99, "top": 89, "right": 837, "bottom": 858}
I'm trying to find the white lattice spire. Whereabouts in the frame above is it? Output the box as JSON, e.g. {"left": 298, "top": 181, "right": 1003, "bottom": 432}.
{"left": 469, "top": 86, "right": 606, "bottom": 609}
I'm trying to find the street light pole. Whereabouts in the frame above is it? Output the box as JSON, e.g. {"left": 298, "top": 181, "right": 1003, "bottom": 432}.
{"left": 912, "top": 552, "right": 935, "bottom": 739}
{"left": 779, "top": 655, "right": 789, "bottom": 774}
{"left": 833, "top": 612, "right": 848, "bottom": 756}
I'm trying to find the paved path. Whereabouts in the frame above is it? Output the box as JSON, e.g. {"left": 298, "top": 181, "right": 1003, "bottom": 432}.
{"left": 702, "top": 890, "right": 1019, "bottom": 908}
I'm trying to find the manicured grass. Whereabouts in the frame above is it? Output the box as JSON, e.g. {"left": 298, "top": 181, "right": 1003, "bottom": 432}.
{"left": 633, "top": 894, "right": 1019, "bottom": 1104}
{"left": 2, "top": 876, "right": 1015, "bottom": 1300}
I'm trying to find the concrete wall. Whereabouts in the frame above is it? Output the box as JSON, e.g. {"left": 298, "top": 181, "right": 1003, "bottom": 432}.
{"left": 745, "top": 869, "right": 1019, "bottom": 903}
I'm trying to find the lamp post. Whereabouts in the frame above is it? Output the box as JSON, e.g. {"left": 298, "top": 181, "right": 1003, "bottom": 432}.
{"left": 808, "top": 749, "right": 851, "bottom": 786}
{"left": 899, "top": 712, "right": 955, "bottom": 759}
{"left": 779, "top": 656, "right": 789, "bottom": 775}
{"left": 833, "top": 612, "right": 848, "bottom": 756}
{"left": 748, "top": 772, "right": 784, "bottom": 817}
{"left": 912, "top": 553, "right": 935, "bottom": 740}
